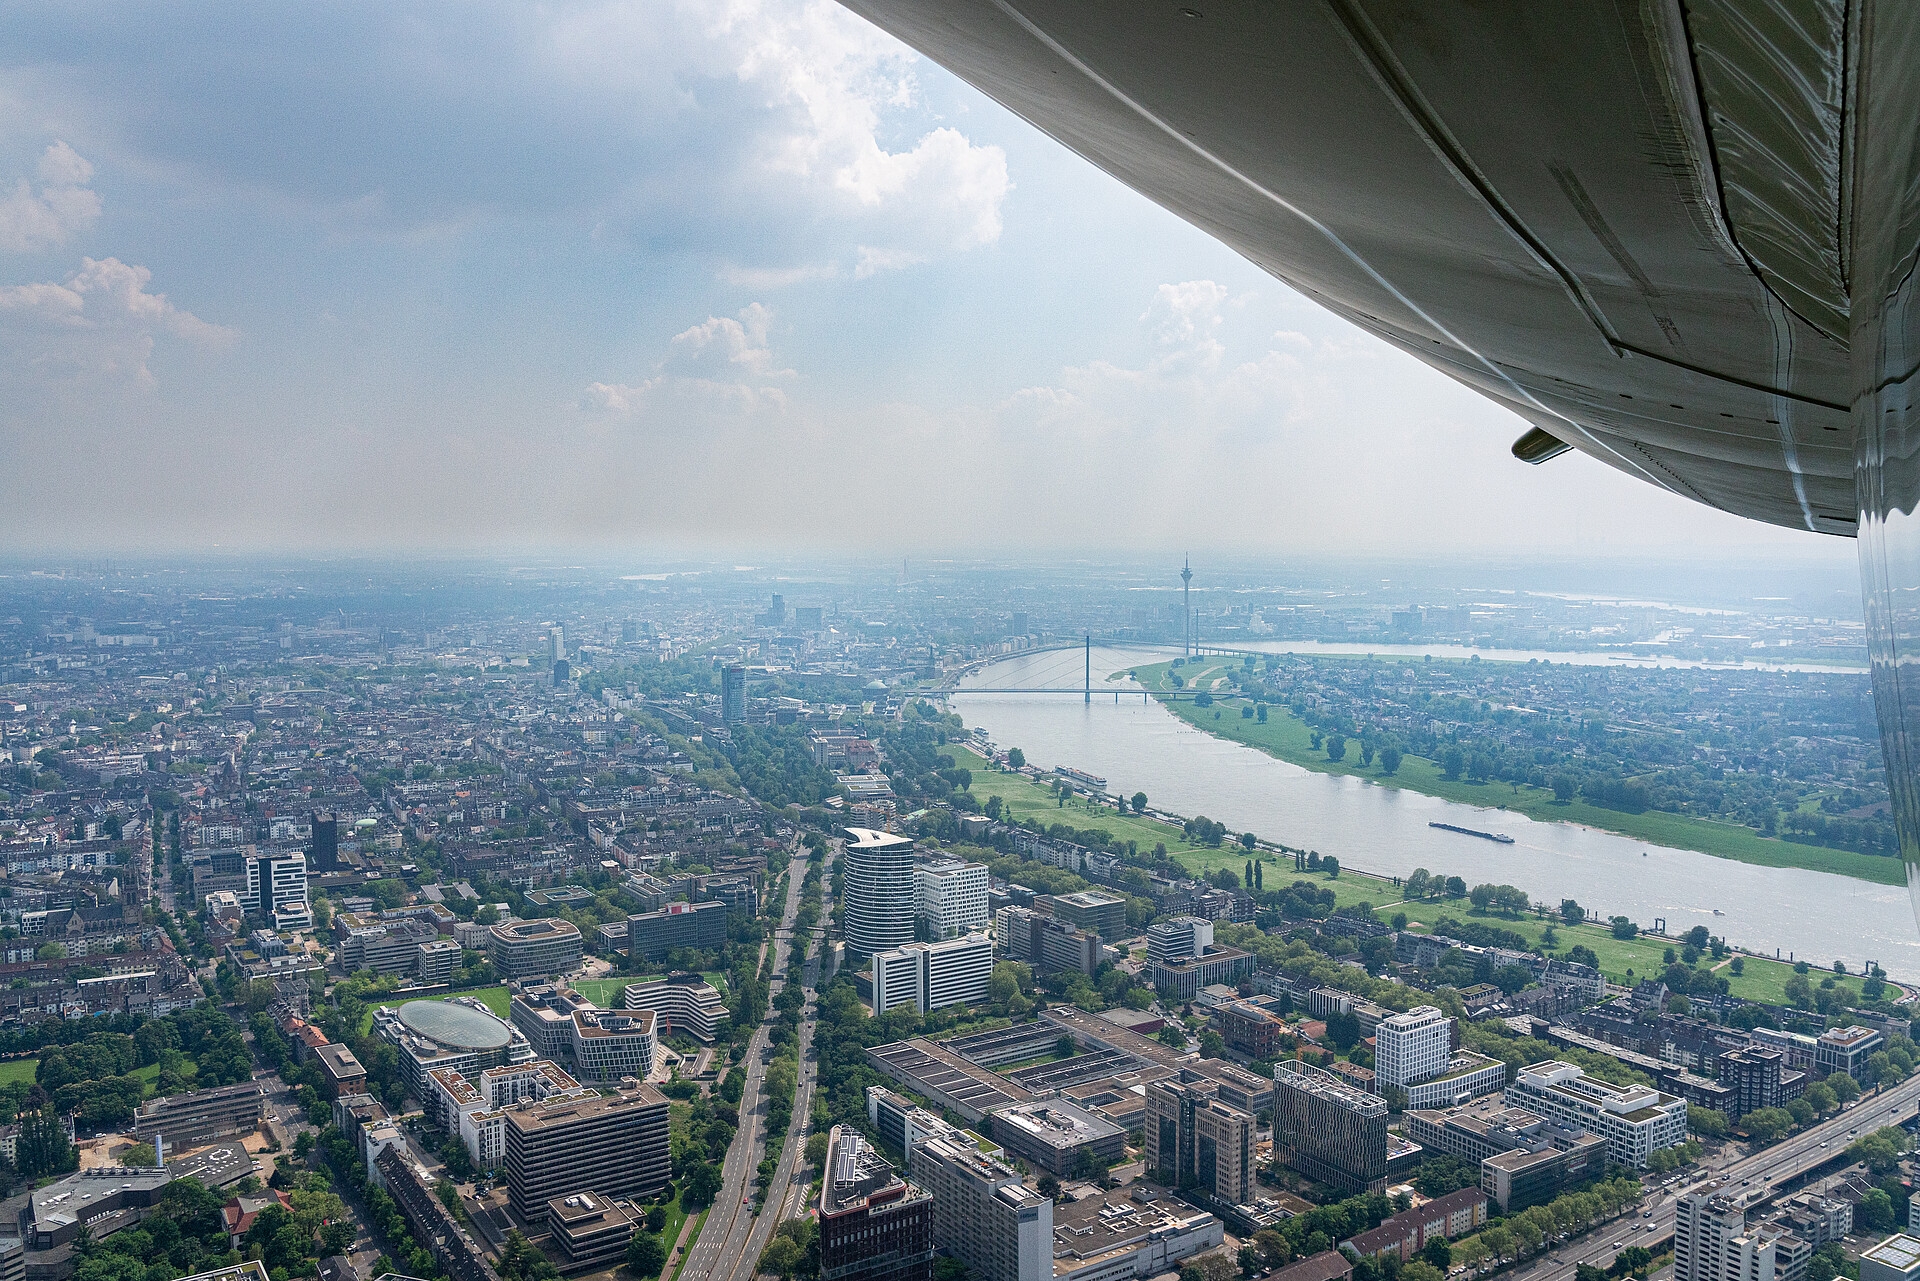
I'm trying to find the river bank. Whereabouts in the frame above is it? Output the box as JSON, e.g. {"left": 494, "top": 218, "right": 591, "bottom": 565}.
{"left": 1128, "top": 657, "right": 1903, "bottom": 888}
{"left": 936, "top": 739, "right": 1884, "bottom": 1005}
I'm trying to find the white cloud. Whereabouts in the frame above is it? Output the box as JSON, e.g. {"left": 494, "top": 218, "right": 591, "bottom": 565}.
{"left": 696, "top": 0, "right": 1010, "bottom": 275}
{"left": 582, "top": 303, "right": 793, "bottom": 419}
{"left": 0, "top": 256, "right": 235, "bottom": 384}
{"left": 0, "top": 141, "right": 101, "bottom": 254}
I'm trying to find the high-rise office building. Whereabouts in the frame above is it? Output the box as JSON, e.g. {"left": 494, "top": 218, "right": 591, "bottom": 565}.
{"left": 843, "top": 828, "right": 917, "bottom": 958}
{"left": 552, "top": 659, "right": 571, "bottom": 686}
{"left": 1144, "top": 1076, "right": 1254, "bottom": 1205}
{"left": 487, "top": 918, "right": 583, "bottom": 980}
{"left": 503, "top": 1082, "right": 671, "bottom": 1221}
{"left": 1716, "top": 1047, "right": 1792, "bottom": 1121}
{"left": 627, "top": 900, "right": 729, "bottom": 960}
{"left": 1147, "top": 916, "right": 1213, "bottom": 965}
{"left": 1011, "top": 611, "right": 1028, "bottom": 635}
{"left": 548, "top": 626, "right": 566, "bottom": 662}
{"left": 1273, "top": 1060, "right": 1389, "bottom": 1194}
{"left": 1375, "top": 1006, "right": 1455, "bottom": 1092}
{"left": 1049, "top": 890, "right": 1126, "bottom": 940}
{"left": 308, "top": 812, "right": 338, "bottom": 872}
{"left": 995, "top": 907, "right": 1102, "bottom": 977}
{"left": 243, "top": 850, "right": 310, "bottom": 928}
{"left": 910, "top": 1128, "right": 1052, "bottom": 1281}
{"left": 914, "top": 860, "right": 989, "bottom": 939}
{"left": 818, "top": 1127, "right": 934, "bottom": 1281}
{"left": 1676, "top": 1184, "right": 1781, "bottom": 1281}
{"left": 722, "top": 665, "right": 747, "bottom": 723}
{"left": 871, "top": 935, "right": 993, "bottom": 1014}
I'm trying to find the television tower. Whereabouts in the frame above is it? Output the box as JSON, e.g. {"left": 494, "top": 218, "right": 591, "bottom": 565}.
{"left": 1180, "top": 556, "right": 1193, "bottom": 656}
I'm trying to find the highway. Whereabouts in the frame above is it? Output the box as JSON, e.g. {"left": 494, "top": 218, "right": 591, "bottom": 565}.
{"left": 678, "top": 841, "right": 829, "bottom": 1281}
{"left": 1516, "top": 1075, "right": 1920, "bottom": 1281}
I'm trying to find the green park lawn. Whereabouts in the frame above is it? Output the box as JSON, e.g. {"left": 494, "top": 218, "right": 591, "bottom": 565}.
{"left": 0, "top": 1060, "right": 38, "bottom": 1087}
{"left": 1131, "top": 658, "right": 1905, "bottom": 888}
{"left": 939, "top": 743, "right": 1224, "bottom": 857}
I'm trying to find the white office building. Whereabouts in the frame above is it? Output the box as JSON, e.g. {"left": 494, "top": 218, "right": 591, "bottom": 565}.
{"left": 1504, "top": 1061, "right": 1687, "bottom": 1168}
{"left": 1677, "top": 1184, "right": 1782, "bottom": 1281}
{"left": 244, "top": 851, "right": 310, "bottom": 928}
{"left": 913, "top": 1129, "right": 1053, "bottom": 1281}
{"left": 871, "top": 934, "right": 994, "bottom": 1014}
{"left": 1146, "top": 916, "right": 1213, "bottom": 965}
{"left": 914, "top": 860, "right": 989, "bottom": 940}
{"left": 1375, "top": 1005, "right": 1453, "bottom": 1092}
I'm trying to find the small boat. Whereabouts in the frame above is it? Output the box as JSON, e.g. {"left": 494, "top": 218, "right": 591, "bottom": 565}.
{"left": 1713, "top": 909, "right": 1724, "bottom": 916}
{"left": 1429, "top": 822, "right": 1515, "bottom": 844}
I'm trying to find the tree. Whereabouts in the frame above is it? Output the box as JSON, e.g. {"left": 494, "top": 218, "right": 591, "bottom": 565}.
{"left": 1441, "top": 746, "right": 1465, "bottom": 779}
{"left": 1253, "top": 1231, "right": 1291, "bottom": 1268}
{"left": 1444, "top": 876, "right": 1466, "bottom": 898}
{"left": 1848, "top": 1126, "right": 1910, "bottom": 1175}
{"left": 1469, "top": 884, "right": 1496, "bottom": 912}
{"left": 1494, "top": 965, "right": 1532, "bottom": 996}
{"left": 1743, "top": 1108, "right": 1793, "bottom": 1144}
{"left": 1132, "top": 792, "right": 1148, "bottom": 813}
{"left": 1405, "top": 869, "right": 1431, "bottom": 900}
{"left": 1380, "top": 745, "right": 1403, "bottom": 775}
{"left": 16, "top": 1105, "right": 75, "bottom": 1178}
{"left": 1610, "top": 916, "right": 1638, "bottom": 940}
{"left": 1421, "top": 1239, "right": 1452, "bottom": 1271}
{"left": 1056, "top": 1034, "right": 1078, "bottom": 1060}
{"left": 684, "top": 1161, "right": 723, "bottom": 1208}
{"left": 1688, "top": 1107, "right": 1729, "bottom": 1138}
{"left": 121, "top": 1141, "right": 157, "bottom": 1167}
{"left": 1552, "top": 774, "right": 1576, "bottom": 802}
{"left": 1859, "top": 1189, "right": 1897, "bottom": 1232}
{"left": 1007, "top": 748, "right": 1025, "bottom": 768}
{"left": 627, "top": 1232, "right": 667, "bottom": 1277}
{"left": 1560, "top": 899, "right": 1585, "bottom": 924}
{"left": 1323, "top": 856, "right": 1339, "bottom": 877}
{"left": 1326, "top": 735, "right": 1347, "bottom": 762}
{"left": 1729, "top": 956, "right": 1745, "bottom": 975}
{"left": 806, "top": 1131, "right": 829, "bottom": 1168}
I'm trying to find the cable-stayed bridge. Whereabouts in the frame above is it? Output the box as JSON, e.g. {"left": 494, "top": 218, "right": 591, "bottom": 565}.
{"left": 926, "top": 635, "right": 1254, "bottom": 703}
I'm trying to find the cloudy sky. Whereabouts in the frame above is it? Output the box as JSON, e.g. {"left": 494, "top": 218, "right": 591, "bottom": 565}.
{"left": 0, "top": 1, "right": 1857, "bottom": 567}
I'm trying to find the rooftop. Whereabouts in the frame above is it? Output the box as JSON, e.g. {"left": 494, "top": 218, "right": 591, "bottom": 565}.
{"left": 393, "top": 998, "right": 514, "bottom": 1051}
{"left": 990, "top": 1098, "right": 1124, "bottom": 1150}
{"left": 1863, "top": 1235, "right": 1920, "bottom": 1271}
{"left": 500, "top": 1081, "right": 666, "bottom": 1133}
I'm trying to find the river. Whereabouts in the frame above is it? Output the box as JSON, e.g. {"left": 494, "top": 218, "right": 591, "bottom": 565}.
{"left": 950, "top": 645, "right": 1920, "bottom": 981}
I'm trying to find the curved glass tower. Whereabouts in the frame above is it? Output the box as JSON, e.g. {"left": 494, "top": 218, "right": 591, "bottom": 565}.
{"left": 842, "top": 827, "right": 917, "bottom": 958}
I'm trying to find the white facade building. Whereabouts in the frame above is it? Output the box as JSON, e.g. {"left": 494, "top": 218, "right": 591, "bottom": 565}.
{"left": 430, "top": 1059, "right": 597, "bottom": 1169}
{"left": 914, "top": 860, "right": 989, "bottom": 940}
{"left": 1146, "top": 916, "right": 1213, "bottom": 965}
{"left": 871, "top": 934, "right": 994, "bottom": 1014}
{"left": 1676, "top": 1184, "right": 1781, "bottom": 1281}
{"left": 1505, "top": 1061, "right": 1687, "bottom": 1168}
{"left": 1375, "top": 1005, "right": 1453, "bottom": 1092}
{"left": 244, "top": 851, "right": 309, "bottom": 927}
{"left": 621, "top": 974, "right": 728, "bottom": 1042}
